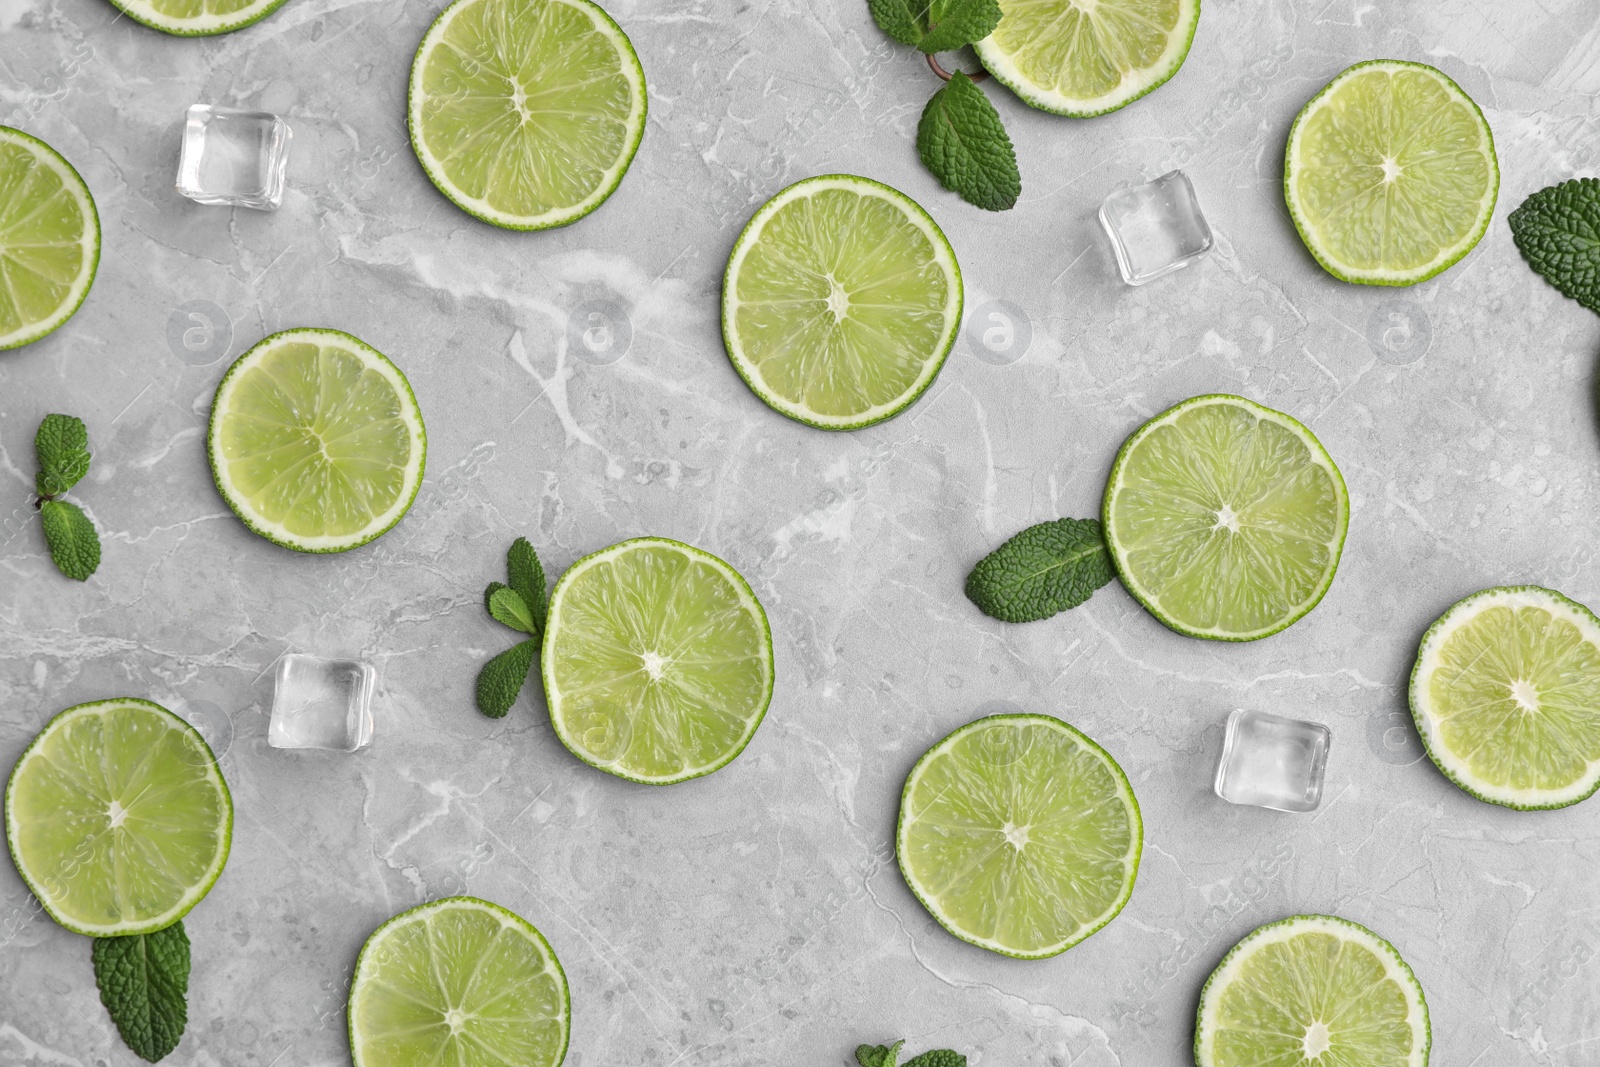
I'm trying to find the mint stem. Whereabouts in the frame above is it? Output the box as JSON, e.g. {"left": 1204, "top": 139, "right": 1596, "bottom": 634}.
{"left": 926, "top": 52, "right": 988, "bottom": 82}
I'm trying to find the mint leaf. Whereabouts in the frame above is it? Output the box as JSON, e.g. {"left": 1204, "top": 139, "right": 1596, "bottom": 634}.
{"left": 1508, "top": 177, "right": 1600, "bottom": 314}
{"left": 868, "top": 0, "right": 924, "bottom": 47}
{"left": 965, "top": 517, "right": 1113, "bottom": 622}
{"left": 35, "top": 413, "right": 91, "bottom": 497}
{"left": 92, "top": 921, "right": 190, "bottom": 1062}
{"left": 485, "top": 580, "right": 510, "bottom": 614}
{"left": 919, "top": 0, "right": 1000, "bottom": 53}
{"left": 917, "top": 72, "right": 1019, "bottom": 212}
{"left": 904, "top": 1051, "right": 966, "bottom": 1067}
{"left": 857, "top": 1041, "right": 905, "bottom": 1067}
{"left": 40, "top": 500, "right": 101, "bottom": 581}
{"left": 506, "top": 537, "right": 547, "bottom": 629}
{"left": 489, "top": 586, "right": 537, "bottom": 634}
{"left": 476, "top": 638, "right": 537, "bottom": 718}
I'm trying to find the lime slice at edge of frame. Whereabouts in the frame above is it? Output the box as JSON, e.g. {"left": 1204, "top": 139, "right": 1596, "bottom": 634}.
{"left": 0, "top": 126, "right": 99, "bottom": 351}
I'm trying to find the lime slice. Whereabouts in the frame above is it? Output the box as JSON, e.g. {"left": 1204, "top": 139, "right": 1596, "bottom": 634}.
{"left": 721, "top": 174, "right": 962, "bottom": 430}
{"left": 0, "top": 127, "right": 99, "bottom": 351}
{"left": 541, "top": 537, "right": 774, "bottom": 785}
{"left": 208, "top": 328, "right": 427, "bottom": 554}
{"left": 104, "top": 0, "right": 286, "bottom": 35}
{"left": 1410, "top": 586, "right": 1600, "bottom": 810}
{"left": 974, "top": 0, "right": 1201, "bottom": 117}
{"left": 896, "top": 713, "right": 1141, "bottom": 959}
{"left": 1285, "top": 60, "right": 1498, "bottom": 286}
{"left": 4, "top": 698, "right": 232, "bottom": 937}
{"left": 1103, "top": 394, "right": 1349, "bottom": 642}
{"left": 408, "top": 0, "right": 647, "bottom": 231}
{"left": 1195, "top": 914, "right": 1430, "bottom": 1067}
{"left": 348, "top": 896, "right": 569, "bottom": 1067}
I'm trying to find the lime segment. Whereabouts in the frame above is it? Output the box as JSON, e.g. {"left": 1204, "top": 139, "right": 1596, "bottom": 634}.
{"left": 349, "top": 896, "right": 570, "bottom": 1067}
{"left": 1195, "top": 915, "right": 1430, "bottom": 1067}
{"left": 1285, "top": 60, "right": 1498, "bottom": 285}
{"left": 1410, "top": 586, "right": 1600, "bottom": 810}
{"left": 1103, "top": 394, "right": 1349, "bottom": 641}
{"left": 722, "top": 174, "right": 962, "bottom": 430}
{"left": 409, "top": 0, "right": 647, "bottom": 230}
{"left": 0, "top": 127, "right": 99, "bottom": 350}
{"left": 897, "top": 713, "right": 1141, "bottom": 959}
{"left": 5, "top": 698, "right": 233, "bottom": 937}
{"left": 208, "top": 328, "right": 427, "bottom": 553}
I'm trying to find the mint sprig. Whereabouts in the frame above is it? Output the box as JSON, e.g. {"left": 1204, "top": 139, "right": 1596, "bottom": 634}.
{"left": 918, "top": 71, "right": 1019, "bottom": 212}
{"left": 32, "top": 413, "right": 102, "bottom": 581}
{"left": 869, "top": 0, "right": 1000, "bottom": 54}
{"left": 1508, "top": 177, "right": 1600, "bottom": 314}
{"left": 92, "top": 921, "right": 191, "bottom": 1063}
{"left": 857, "top": 1039, "right": 967, "bottom": 1067}
{"left": 477, "top": 537, "right": 548, "bottom": 717}
{"left": 965, "top": 518, "right": 1115, "bottom": 623}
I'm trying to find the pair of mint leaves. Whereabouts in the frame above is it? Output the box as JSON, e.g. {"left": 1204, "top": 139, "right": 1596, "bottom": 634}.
{"left": 478, "top": 537, "right": 549, "bottom": 717}
{"left": 1508, "top": 177, "right": 1600, "bottom": 314}
{"left": 857, "top": 1039, "right": 966, "bottom": 1067}
{"left": 867, "top": 0, "right": 1020, "bottom": 212}
{"left": 34, "top": 413, "right": 102, "bottom": 581}
{"left": 92, "top": 922, "right": 191, "bottom": 1062}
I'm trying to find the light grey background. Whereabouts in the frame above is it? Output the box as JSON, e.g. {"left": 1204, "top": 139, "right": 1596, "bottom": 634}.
{"left": 3, "top": 0, "right": 1599, "bottom": 1064}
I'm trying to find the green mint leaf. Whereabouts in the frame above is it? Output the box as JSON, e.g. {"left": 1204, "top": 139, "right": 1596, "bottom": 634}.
{"left": 506, "top": 537, "right": 547, "bottom": 628}
{"left": 485, "top": 580, "right": 510, "bottom": 614}
{"left": 917, "top": 72, "right": 1020, "bottom": 212}
{"left": 868, "top": 0, "right": 926, "bottom": 47}
{"left": 40, "top": 500, "right": 101, "bottom": 581}
{"left": 35, "top": 413, "right": 91, "bottom": 497}
{"left": 1508, "top": 177, "right": 1600, "bottom": 314}
{"left": 489, "top": 586, "right": 537, "bottom": 634}
{"left": 92, "top": 921, "right": 190, "bottom": 1063}
{"left": 919, "top": 0, "right": 1000, "bottom": 53}
{"left": 965, "top": 517, "right": 1113, "bottom": 623}
{"left": 903, "top": 1051, "right": 966, "bottom": 1067}
{"left": 857, "top": 1041, "right": 905, "bottom": 1067}
{"left": 476, "top": 638, "right": 537, "bottom": 718}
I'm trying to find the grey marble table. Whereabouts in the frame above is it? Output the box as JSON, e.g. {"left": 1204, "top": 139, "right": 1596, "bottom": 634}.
{"left": 3, "top": 0, "right": 1599, "bottom": 1064}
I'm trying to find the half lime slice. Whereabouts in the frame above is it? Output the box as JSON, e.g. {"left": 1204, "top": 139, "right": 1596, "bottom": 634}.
{"left": 1285, "top": 60, "right": 1498, "bottom": 286}
{"left": 5, "top": 698, "right": 232, "bottom": 937}
{"left": 0, "top": 127, "right": 99, "bottom": 350}
{"left": 349, "top": 896, "right": 569, "bottom": 1067}
{"left": 542, "top": 537, "right": 774, "bottom": 785}
{"left": 208, "top": 328, "right": 427, "bottom": 553}
{"left": 104, "top": 0, "right": 286, "bottom": 35}
{"left": 1196, "top": 914, "right": 1430, "bottom": 1067}
{"left": 1410, "top": 586, "right": 1600, "bottom": 810}
{"left": 1103, "top": 394, "right": 1349, "bottom": 641}
{"left": 975, "top": 0, "right": 1201, "bottom": 117}
{"left": 897, "top": 713, "right": 1141, "bottom": 959}
{"left": 409, "top": 0, "right": 647, "bottom": 230}
{"left": 722, "top": 174, "right": 962, "bottom": 430}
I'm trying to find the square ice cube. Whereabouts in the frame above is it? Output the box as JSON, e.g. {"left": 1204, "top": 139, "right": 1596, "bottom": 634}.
{"left": 269, "top": 654, "right": 374, "bottom": 751}
{"left": 1214, "top": 709, "right": 1330, "bottom": 812}
{"left": 1098, "top": 170, "right": 1214, "bottom": 285}
{"left": 176, "top": 104, "right": 291, "bottom": 211}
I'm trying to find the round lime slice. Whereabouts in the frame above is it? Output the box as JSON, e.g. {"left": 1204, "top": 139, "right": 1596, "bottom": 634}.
{"left": 1410, "top": 585, "right": 1600, "bottom": 810}
{"left": 104, "top": 0, "right": 286, "bottom": 35}
{"left": 408, "top": 0, "right": 647, "bottom": 230}
{"left": 349, "top": 896, "right": 569, "bottom": 1067}
{"left": 5, "top": 698, "right": 233, "bottom": 937}
{"left": 1103, "top": 394, "right": 1349, "bottom": 642}
{"left": 1285, "top": 60, "right": 1498, "bottom": 286}
{"left": 0, "top": 127, "right": 99, "bottom": 351}
{"left": 1196, "top": 914, "right": 1430, "bottom": 1067}
{"left": 975, "top": 0, "right": 1201, "bottom": 117}
{"left": 897, "top": 713, "right": 1141, "bottom": 959}
{"left": 208, "top": 328, "right": 427, "bottom": 554}
{"left": 541, "top": 537, "right": 774, "bottom": 785}
{"left": 721, "top": 174, "right": 962, "bottom": 430}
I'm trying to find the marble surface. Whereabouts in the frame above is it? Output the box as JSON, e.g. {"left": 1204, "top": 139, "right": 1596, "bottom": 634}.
{"left": 3, "top": 0, "right": 1600, "bottom": 1064}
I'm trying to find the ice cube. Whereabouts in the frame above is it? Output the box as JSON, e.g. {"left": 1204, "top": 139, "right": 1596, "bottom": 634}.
{"left": 1214, "top": 709, "right": 1330, "bottom": 812}
{"left": 176, "top": 104, "right": 291, "bottom": 211}
{"left": 268, "top": 654, "right": 374, "bottom": 751}
{"left": 1098, "top": 170, "right": 1214, "bottom": 285}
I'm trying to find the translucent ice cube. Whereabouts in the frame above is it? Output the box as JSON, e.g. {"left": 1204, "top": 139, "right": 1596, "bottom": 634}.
{"left": 269, "top": 654, "right": 374, "bottom": 751}
{"left": 1214, "top": 709, "right": 1329, "bottom": 812}
{"left": 1098, "top": 170, "right": 1214, "bottom": 285}
{"left": 176, "top": 104, "right": 291, "bottom": 211}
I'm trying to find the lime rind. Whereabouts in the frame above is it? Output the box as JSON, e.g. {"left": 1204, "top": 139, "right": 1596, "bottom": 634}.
{"left": 721, "top": 173, "right": 963, "bottom": 431}
{"left": 1102, "top": 393, "right": 1350, "bottom": 642}
{"left": 207, "top": 327, "right": 428, "bottom": 554}
{"left": 407, "top": 0, "right": 647, "bottom": 231}
{"left": 896, "top": 713, "right": 1143, "bottom": 960}
{"left": 974, "top": 0, "right": 1201, "bottom": 118}
{"left": 1195, "top": 914, "right": 1430, "bottom": 1067}
{"left": 1409, "top": 585, "right": 1600, "bottom": 811}
{"left": 4, "top": 698, "right": 233, "bottom": 938}
{"left": 103, "top": 0, "right": 288, "bottom": 36}
{"left": 348, "top": 895, "right": 571, "bottom": 1067}
{"left": 1284, "top": 59, "right": 1499, "bottom": 287}
{"left": 541, "top": 536, "right": 775, "bottom": 786}
{"left": 0, "top": 127, "right": 100, "bottom": 351}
